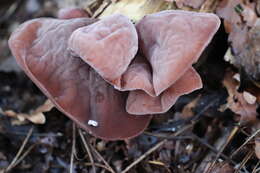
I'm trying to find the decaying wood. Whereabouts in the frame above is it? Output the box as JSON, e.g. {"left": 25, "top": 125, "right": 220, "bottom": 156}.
{"left": 57, "top": 0, "right": 219, "bottom": 21}
{"left": 99, "top": 0, "right": 219, "bottom": 21}
{"left": 100, "top": 0, "right": 171, "bottom": 21}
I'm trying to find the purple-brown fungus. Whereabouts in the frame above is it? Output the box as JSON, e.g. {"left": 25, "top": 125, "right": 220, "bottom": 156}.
{"left": 136, "top": 10, "right": 220, "bottom": 96}
{"left": 69, "top": 10, "right": 220, "bottom": 115}
{"left": 125, "top": 10, "right": 220, "bottom": 114}
{"left": 8, "top": 17, "right": 151, "bottom": 140}
{"left": 69, "top": 14, "right": 138, "bottom": 85}
{"left": 9, "top": 9, "right": 220, "bottom": 140}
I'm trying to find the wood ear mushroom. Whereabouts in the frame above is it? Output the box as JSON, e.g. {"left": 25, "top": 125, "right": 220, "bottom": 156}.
{"left": 8, "top": 9, "right": 220, "bottom": 140}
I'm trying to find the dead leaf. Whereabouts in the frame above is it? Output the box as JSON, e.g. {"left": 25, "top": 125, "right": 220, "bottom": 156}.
{"left": 217, "top": 0, "right": 256, "bottom": 29}
{"left": 181, "top": 96, "right": 200, "bottom": 119}
{"left": 207, "top": 163, "right": 234, "bottom": 173}
{"left": 216, "top": 0, "right": 260, "bottom": 81}
{"left": 222, "top": 70, "right": 257, "bottom": 123}
{"left": 2, "top": 99, "right": 54, "bottom": 125}
{"left": 236, "top": 19, "right": 260, "bottom": 80}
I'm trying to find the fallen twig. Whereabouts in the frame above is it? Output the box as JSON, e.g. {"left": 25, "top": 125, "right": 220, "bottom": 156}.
{"left": 121, "top": 124, "right": 192, "bottom": 173}
{"left": 78, "top": 129, "right": 96, "bottom": 173}
{"left": 231, "top": 128, "right": 260, "bottom": 158}
{"left": 205, "top": 126, "right": 239, "bottom": 173}
{"left": 69, "top": 123, "right": 76, "bottom": 173}
{"left": 234, "top": 150, "right": 254, "bottom": 173}
{"left": 89, "top": 144, "right": 116, "bottom": 173}
{"left": 5, "top": 127, "right": 34, "bottom": 172}
{"left": 122, "top": 139, "right": 166, "bottom": 173}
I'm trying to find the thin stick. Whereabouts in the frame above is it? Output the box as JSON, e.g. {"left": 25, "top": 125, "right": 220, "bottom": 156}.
{"left": 146, "top": 133, "right": 237, "bottom": 166}
{"left": 148, "top": 160, "right": 171, "bottom": 173}
{"left": 70, "top": 123, "right": 76, "bottom": 173}
{"left": 89, "top": 144, "right": 116, "bottom": 173}
{"left": 6, "top": 127, "right": 33, "bottom": 172}
{"left": 234, "top": 150, "right": 254, "bottom": 173}
{"left": 121, "top": 139, "right": 166, "bottom": 173}
{"left": 5, "top": 131, "right": 63, "bottom": 137}
{"left": 92, "top": 0, "right": 110, "bottom": 18}
{"left": 121, "top": 124, "right": 192, "bottom": 173}
{"left": 205, "top": 126, "right": 239, "bottom": 173}
{"left": 252, "top": 160, "right": 260, "bottom": 173}
{"left": 11, "top": 144, "right": 36, "bottom": 169}
{"left": 192, "top": 134, "right": 236, "bottom": 165}
{"left": 231, "top": 128, "right": 260, "bottom": 158}
{"left": 78, "top": 129, "right": 96, "bottom": 173}
{"left": 84, "top": 162, "right": 115, "bottom": 172}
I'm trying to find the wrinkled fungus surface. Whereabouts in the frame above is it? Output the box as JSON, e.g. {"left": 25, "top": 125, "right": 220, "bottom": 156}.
{"left": 8, "top": 18, "right": 151, "bottom": 140}
{"left": 9, "top": 9, "right": 220, "bottom": 140}
{"left": 69, "top": 14, "right": 138, "bottom": 84}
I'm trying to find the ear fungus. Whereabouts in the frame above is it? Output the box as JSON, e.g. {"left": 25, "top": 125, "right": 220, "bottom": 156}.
{"left": 8, "top": 18, "right": 151, "bottom": 140}
{"left": 9, "top": 10, "right": 220, "bottom": 140}
{"left": 136, "top": 10, "right": 220, "bottom": 96}
{"left": 68, "top": 14, "right": 138, "bottom": 86}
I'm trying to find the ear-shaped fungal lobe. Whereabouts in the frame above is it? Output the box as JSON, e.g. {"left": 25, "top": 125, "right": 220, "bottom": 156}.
{"left": 68, "top": 14, "right": 138, "bottom": 86}
{"left": 67, "top": 10, "right": 220, "bottom": 115}
{"left": 57, "top": 7, "right": 90, "bottom": 19}
{"left": 126, "top": 67, "right": 202, "bottom": 114}
{"left": 119, "top": 55, "right": 155, "bottom": 96}
{"left": 8, "top": 17, "right": 151, "bottom": 140}
{"left": 69, "top": 20, "right": 155, "bottom": 95}
{"left": 136, "top": 10, "right": 221, "bottom": 96}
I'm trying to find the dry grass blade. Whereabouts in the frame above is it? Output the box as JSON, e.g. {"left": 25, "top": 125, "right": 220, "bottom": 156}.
{"left": 231, "top": 128, "right": 260, "bottom": 158}
{"left": 84, "top": 162, "right": 115, "bottom": 172}
{"left": 121, "top": 139, "right": 166, "bottom": 173}
{"left": 148, "top": 160, "right": 171, "bottom": 173}
{"left": 11, "top": 144, "right": 37, "bottom": 169}
{"left": 252, "top": 160, "right": 260, "bottom": 173}
{"left": 205, "top": 126, "right": 239, "bottom": 173}
{"left": 234, "top": 150, "right": 254, "bottom": 173}
{"left": 0, "top": 0, "right": 24, "bottom": 23}
{"left": 5, "top": 127, "right": 33, "bottom": 172}
{"left": 70, "top": 123, "right": 76, "bottom": 173}
{"left": 78, "top": 129, "right": 96, "bottom": 173}
{"left": 122, "top": 124, "right": 192, "bottom": 173}
{"left": 92, "top": 0, "right": 110, "bottom": 18}
{"left": 199, "top": 0, "right": 219, "bottom": 12}
{"left": 89, "top": 144, "right": 116, "bottom": 173}
{"left": 192, "top": 134, "right": 236, "bottom": 165}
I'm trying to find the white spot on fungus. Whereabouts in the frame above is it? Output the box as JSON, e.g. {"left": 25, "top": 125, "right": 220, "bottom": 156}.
{"left": 88, "top": 120, "right": 98, "bottom": 127}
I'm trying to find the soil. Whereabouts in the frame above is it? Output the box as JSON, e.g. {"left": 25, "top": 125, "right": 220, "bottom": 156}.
{"left": 0, "top": 0, "right": 260, "bottom": 173}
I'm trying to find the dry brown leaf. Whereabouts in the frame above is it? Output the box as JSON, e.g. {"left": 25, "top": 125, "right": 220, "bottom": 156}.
{"left": 181, "top": 96, "right": 200, "bottom": 119}
{"left": 2, "top": 99, "right": 54, "bottom": 125}
{"left": 207, "top": 163, "right": 234, "bottom": 173}
{"left": 222, "top": 70, "right": 257, "bottom": 123}
{"left": 236, "top": 19, "right": 260, "bottom": 80}
{"left": 217, "top": 0, "right": 256, "bottom": 29}
{"left": 217, "top": 0, "right": 256, "bottom": 55}
{"left": 216, "top": 0, "right": 260, "bottom": 81}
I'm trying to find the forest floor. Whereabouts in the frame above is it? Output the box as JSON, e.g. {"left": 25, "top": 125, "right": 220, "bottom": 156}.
{"left": 0, "top": 0, "right": 260, "bottom": 173}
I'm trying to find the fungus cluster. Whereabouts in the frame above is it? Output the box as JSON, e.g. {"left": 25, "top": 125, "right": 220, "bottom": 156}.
{"left": 8, "top": 9, "right": 220, "bottom": 140}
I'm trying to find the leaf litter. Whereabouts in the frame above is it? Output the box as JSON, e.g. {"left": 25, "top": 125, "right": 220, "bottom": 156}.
{"left": 0, "top": 0, "right": 260, "bottom": 172}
